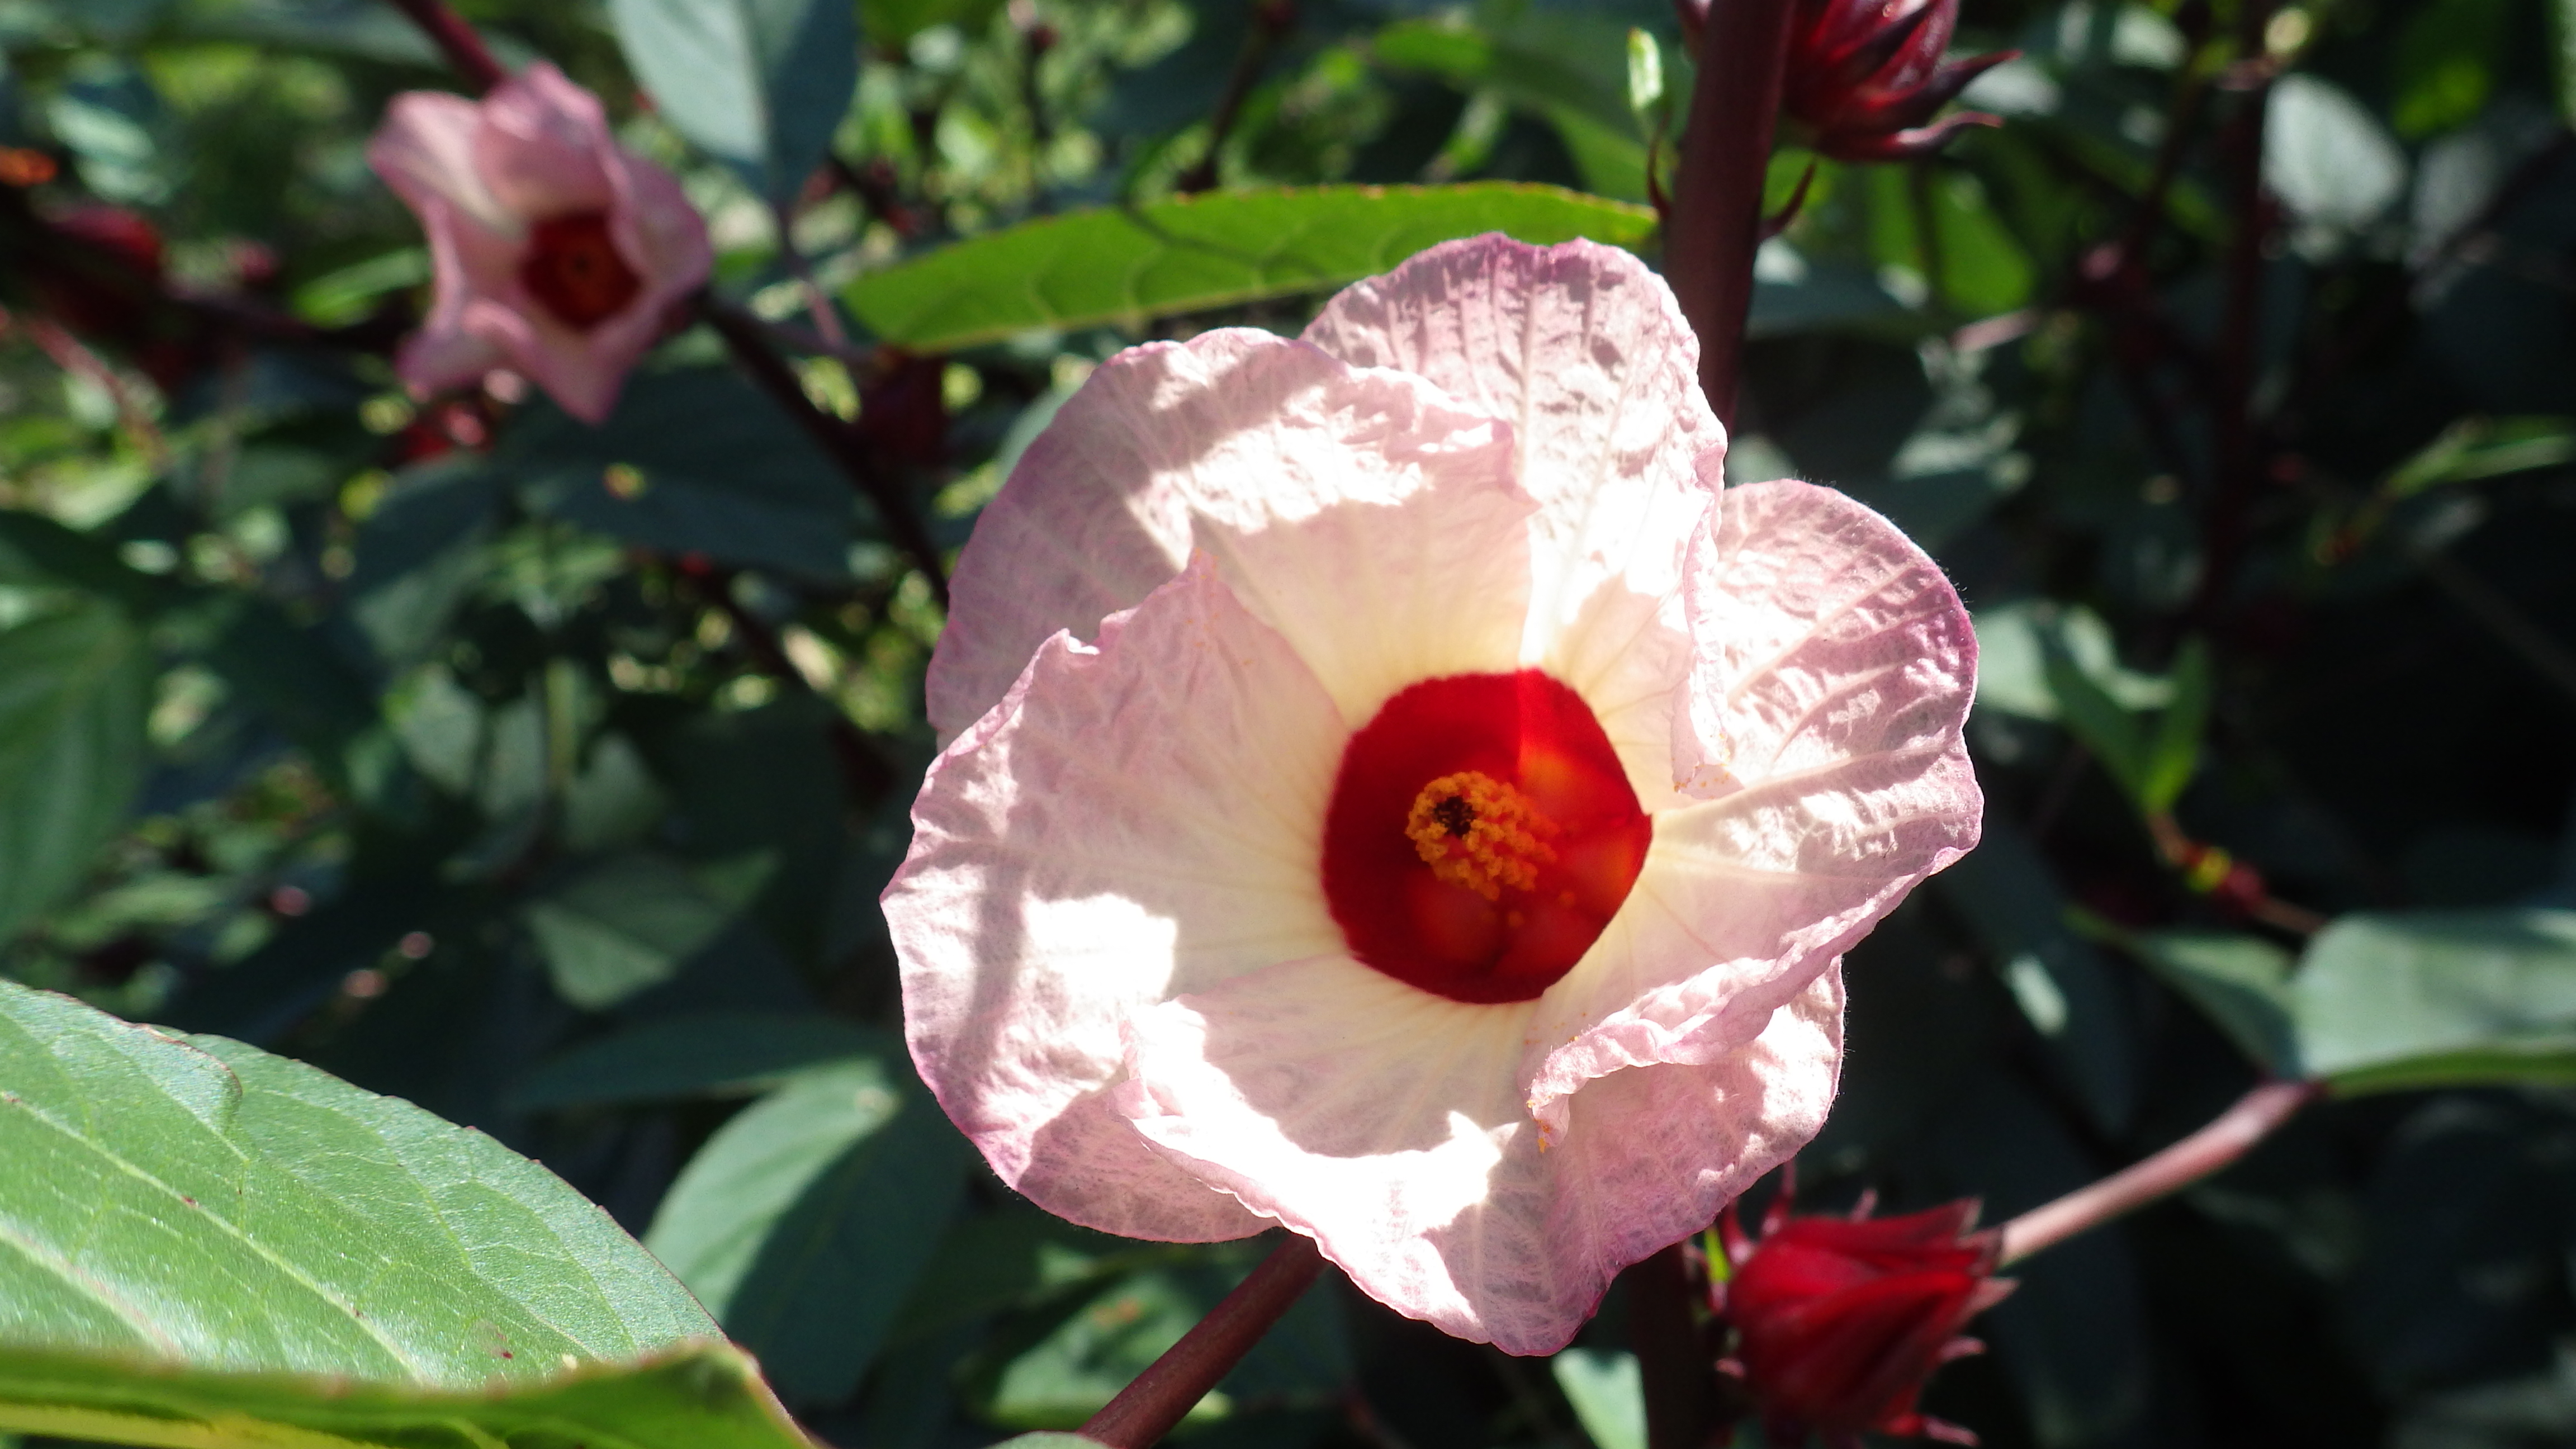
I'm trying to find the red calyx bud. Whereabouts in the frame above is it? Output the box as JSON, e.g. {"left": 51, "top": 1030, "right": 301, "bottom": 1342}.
{"left": 855, "top": 352, "right": 949, "bottom": 468}
{"left": 1715, "top": 1174, "right": 2014, "bottom": 1447}
{"left": 1782, "top": 0, "right": 2019, "bottom": 161}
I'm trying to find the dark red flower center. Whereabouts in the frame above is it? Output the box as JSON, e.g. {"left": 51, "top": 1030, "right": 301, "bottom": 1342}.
{"left": 1322, "top": 671, "right": 1652, "bottom": 1004}
{"left": 519, "top": 211, "right": 642, "bottom": 331}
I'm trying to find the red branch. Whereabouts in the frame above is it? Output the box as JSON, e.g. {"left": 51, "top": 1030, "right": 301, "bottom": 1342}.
{"left": 1663, "top": 0, "right": 1797, "bottom": 427}
{"left": 1998, "top": 1079, "right": 2318, "bottom": 1265}
{"left": 385, "top": 0, "right": 508, "bottom": 92}
{"left": 1081, "top": 1235, "right": 1325, "bottom": 1449}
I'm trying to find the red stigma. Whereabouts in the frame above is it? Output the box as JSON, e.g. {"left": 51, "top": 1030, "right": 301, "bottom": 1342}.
{"left": 1321, "top": 671, "right": 1651, "bottom": 1005}
{"left": 518, "top": 211, "right": 642, "bottom": 331}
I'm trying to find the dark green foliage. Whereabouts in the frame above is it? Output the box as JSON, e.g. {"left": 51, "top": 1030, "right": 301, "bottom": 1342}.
{"left": 3, "top": 0, "right": 2576, "bottom": 1446}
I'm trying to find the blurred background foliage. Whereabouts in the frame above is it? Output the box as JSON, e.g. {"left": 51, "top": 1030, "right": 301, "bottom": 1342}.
{"left": 3, "top": 0, "right": 2576, "bottom": 1445}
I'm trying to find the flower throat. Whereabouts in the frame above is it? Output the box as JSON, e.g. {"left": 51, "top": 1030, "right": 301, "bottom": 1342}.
{"left": 1322, "top": 671, "right": 1651, "bottom": 1004}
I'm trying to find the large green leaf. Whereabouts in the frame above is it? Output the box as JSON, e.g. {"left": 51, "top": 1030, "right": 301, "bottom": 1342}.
{"left": 608, "top": 0, "right": 858, "bottom": 203}
{"left": 0, "top": 603, "right": 151, "bottom": 941}
{"left": 0, "top": 978, "right": 812, "bottom": 1449}
{"left": 841, "top": 183, "right": 1658, "bottom": 353}
{"left": 2292, "top": 910, "right": 2576, "bottom": 1093}
{"left": 645, "top": 1058, "right": 973, "bottom": 1406}
{"left": 0, "top": 1341, "right": 812, "bottom": 1449}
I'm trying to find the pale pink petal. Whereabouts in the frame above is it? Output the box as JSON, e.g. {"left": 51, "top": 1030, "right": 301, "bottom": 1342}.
{"left": 489, "top": 304, "right": 632, "bottom": 425}
{"left": 927, "top": 330, "right": 1529, "bottom": 739}
{"left": 887, "top": 555, "right": 1348, "bottom": 1244}
{"left": 605, "top": 149, "right": 715, "bottom": 302}
{"left": 1300, "top": 235, "right": 1723, "bottom": 657}
{"left": 1120, "top": 961, "right": 1843, "bottom": 1355}
{"left": 1518, "top": 480, "right": 1979, "bottom": 1131}
{"left": 368, "top": 92, "right": 515, "bottom": 235}
{"left": 473, "top": 62, "right": 615, "bottom": 217}
{"left": 391, "top": 199, "right": 519, "bottom": 395}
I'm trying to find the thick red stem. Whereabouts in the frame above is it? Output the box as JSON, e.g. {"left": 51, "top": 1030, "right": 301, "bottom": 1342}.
{"left": 1665, "top": 0, "right": 1796, "bottom": 427}
{"left": 1081, "top": 1235, "right": 1324, "bottom": 1449}
{"left": 1997, "top": 1079, "right": 2318, "bottom": 1266}
{"left": 1630, "top": 1241, "right": 1717, "bottom": 1449}
{"left": 384, "top": 0, "right": 508, "bottom": 93}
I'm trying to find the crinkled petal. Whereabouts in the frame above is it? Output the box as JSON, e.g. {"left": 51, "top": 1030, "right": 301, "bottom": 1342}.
{"left": 473, "top": 62, "right": 615, "bottom": 217}
{"left": 391, "top": 198, "right": 519, "bottom": 395}
{"left": 369, "top": 92, "right": 516, "bottom": 236}
{"left": 888, "top": 554, "right": 1347, "bottom": 1243}
{"left": 1300, "top": 235, "right": 1723, "bottom": 657}
{"left": 1521, "top": 480, "right": 1977, "bottom": 1130}
{"left": 928, "top": 329, "right": 1528, "bottom": 738}
{"left": 1120, "top": 961, "right": 1842, "bottom": 1354}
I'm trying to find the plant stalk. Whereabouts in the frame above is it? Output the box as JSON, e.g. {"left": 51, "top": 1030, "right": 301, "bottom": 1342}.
{"left": 384, "top": 0, "right": 508, "bottom": 92}
{"left": 1631, "top": 1241, "right": 1716, "bottom": 1449}
{"left": 1664, "top": 0, "right": 1797, "bottom": 427}
{"left": 1081, "top": 1234, "right": 1325, "bottom": 1449}
{"left": 1997, "top": 1079, "right": 2318, "bottom": 1266}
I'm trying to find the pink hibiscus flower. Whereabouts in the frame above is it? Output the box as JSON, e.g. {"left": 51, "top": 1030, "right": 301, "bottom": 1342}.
{"left": 367, "top": 63, "right": 711, "bottom": 424}
{"left": 884, "top": 235, "right": 1981, "bottom": 1355}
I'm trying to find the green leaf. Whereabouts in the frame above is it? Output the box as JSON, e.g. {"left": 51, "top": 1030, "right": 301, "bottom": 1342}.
{"left": 509, "top": 369, "right": 863, "bottom": 579}
{"left": 1551, "top": 1348, "right": 1644, "bottom": 1449}
{"left": 2383, "top": 415, "right": 2576, "bottom": 498}
{"left": 0, "top": 602, "right": 151, "bottom": 942}
{"left": 0, "top": 1340, "right": 817, "bottom": 1449}
{"left": 608, "top": 0, "right": 859, "bottom": 203}
{"left": 861, "top": 0, "right": 1006, "bottom": 47}
{"left": 2137, "top": 636, "right": 2210, "bottom": 813}
{"left": 888, "top": 1206, "right": 1173, "bottom": 1347}
{"left": 2086, "top": 917, "right": 2302, "bottom": 1075}
{"left": 2292, "top": 910, "right": 2576, "bottom": 1093}
{"left": 645, "top": 1058, "right": 972, "bottom": 1406}
{"left": 842, "top": 183, "right": 1657, "bottom": 353}
{"left": 511, "top": 1011, "right": 889, "bottom": 1110}
{"left": 1372, "top": 13, "right": 1651, "bottom": 198}
{"left": 522, "top": 850, "right": 744, "bottom": 1010}
{"left": 0, "top": 979, "right": 816, "bottom": 1449}
{"left": 1933, "top": 819, "right": 2137, "bottom": 1132}
{"left": 2392, "top": 0, "right": 2510, "bottom": 137}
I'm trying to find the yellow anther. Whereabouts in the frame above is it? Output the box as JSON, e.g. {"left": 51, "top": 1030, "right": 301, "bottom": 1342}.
{"left": 1405, "top": 771, "right": 1559, "bottom": 901}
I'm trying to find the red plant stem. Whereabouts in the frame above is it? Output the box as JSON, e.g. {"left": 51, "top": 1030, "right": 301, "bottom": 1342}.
{"left": 2190, "top": 13, "right": 2277, "bottom": 621}
{"left": 1081, "top": 1234, "right": 1325, "bottom": 1449}
{"left": 699, "top": 295, "right": 951, "bottom": 608}
{"left": 1664, "top": 0, "right": 1797, "bottom": 427}
{"left": 1176, "top": 0, "right": 1298, "bottom": 195}
{"left": 383, "top": 0, "right": 508, "bottom": 93}
{"left": 1996, "top": 1079, "right": 2318, "bottom": 1266}
{"left": 1630, "top": 1241, "right": 1716, "bottom": 1449}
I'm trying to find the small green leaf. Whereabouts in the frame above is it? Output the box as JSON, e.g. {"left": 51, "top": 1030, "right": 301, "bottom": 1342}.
{"left": 842, "top": 183, "right": 1657, "bottom": 353}
{"left": 645, "top": 1059, "right": 973, "bottom": 1406}
{"left": 2137, "top": 636, "right": 2211, "bottom": 813}
{"left": 0, "top": 978, "right": 799, "bottom": 1449}
{"left": 2293, "top": 910, "right": 2576, "bottom": 1093}
{"left": 0, "top": 603, "right": 151, "bottom": 942}
{"left": 608, "top": 0, "right": 859, "bottom": 203}
{"left": 2383, "top": 415, "right": 2576, "bottom": 498}
{"left": 1625, "top": 28, "right": 1663, "bottom": 117}
{"left": 512, "top": 1011, "right": 890, "bottom": 1110}
{"left": 1552, "top": 1348, "right": 1644, "bottom": 1449}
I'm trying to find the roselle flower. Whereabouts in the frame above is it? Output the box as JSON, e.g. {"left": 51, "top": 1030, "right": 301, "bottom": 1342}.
{"left": 1782, "top": 0, "right": 2018, "bottom": 161}
{"left": 884, "top": 236, "right": 1982, "bottom": 1353}
{"left": 1717, "top": 1186, "right": 2015, "bottom": 1445}
{"left": 367, "top": 63, "right": 711, "bottom": 424}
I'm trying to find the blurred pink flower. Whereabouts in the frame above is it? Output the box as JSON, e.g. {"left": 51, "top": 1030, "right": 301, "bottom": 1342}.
{"left": 367, "top": 63, "right": 710, "bottom": 424}
{"left": 884, "top": 236, "right": 1982, "bottom": 1354}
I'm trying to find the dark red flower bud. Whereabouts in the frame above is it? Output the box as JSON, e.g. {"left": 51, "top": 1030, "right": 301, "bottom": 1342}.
{"left": 1781, "top": 0, "right": 2018, "bottom": 162}
{"left": 855, "top": 352, "right": 949, "bottom": 468}
{"left": 1714, "top": 1176, "right": 2014, "bottom": 1447}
